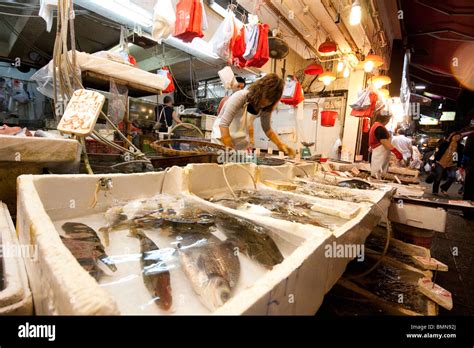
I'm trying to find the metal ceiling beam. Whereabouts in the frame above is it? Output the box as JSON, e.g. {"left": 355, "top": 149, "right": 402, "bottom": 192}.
{"left": 410, "top": 73, "right": 461, "bottom": 90}
{"left": 409, "top": 29, "right": 474, "bottom": 42}
{"left": 415, "top": 0, "right": 474, "bottom": 17}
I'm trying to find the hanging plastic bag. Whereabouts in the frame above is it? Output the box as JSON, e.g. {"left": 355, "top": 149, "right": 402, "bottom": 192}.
{"left": 282, "top": 79, "right": 297, "bottom": 98}
{"left": 201, "top": 0, "right": 208, "bottom": 32}
{"left": 152, "top": 0, "right": 176, "bottom": 43}
{"left": 218, "top": 66, "right": 237, "bottom": 90}
{"left": 349, "top": 88, "right": 372, "bottom": 110}
{"left": 39, "top": 0, "right": 57, "bottom": 32}
{"left": 246, "top": 24, "right": 270, "bottom": 68}
{"left": 157, "top": 67, "right": 175, "bottom": 94}
{"left": 350, "top": 92, "right": 378, "bottom": 117}
{"left": 232, "top": 25, "right": 247, "bottom": 67}
{"left": 174, "top": 0, "right": 203, "bottom": 43}
{"left": 281, "top": 78, "right": 304, "bottom": 106}
{"left": 243, "top": 24, "right": 259, "bottom": 61}
{"left": 210, "top": 11, "right": 236, "bottom": 62}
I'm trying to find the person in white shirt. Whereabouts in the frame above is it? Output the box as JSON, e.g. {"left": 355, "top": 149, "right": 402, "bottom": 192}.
{"left": 391, "top": 129, "right": 413, "bottom": 166}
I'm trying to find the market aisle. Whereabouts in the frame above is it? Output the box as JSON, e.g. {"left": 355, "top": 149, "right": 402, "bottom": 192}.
{"left": 431, "top": 211, "right": 474, "bottom": 316}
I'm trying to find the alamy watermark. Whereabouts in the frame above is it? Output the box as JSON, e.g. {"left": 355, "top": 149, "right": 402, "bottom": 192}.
{"left": 324, "top": 242, "right": 365, "bottom": 262}
{"left": 0, "top": 244, "right": 38, "bottom": 261}
{"left": 217, "top": 149, "right": 257, "bottom": 164}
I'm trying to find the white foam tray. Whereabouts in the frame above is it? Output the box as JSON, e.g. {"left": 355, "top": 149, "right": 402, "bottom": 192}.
{"left": 0, "top": 202, "right": 33, "bottom": 315}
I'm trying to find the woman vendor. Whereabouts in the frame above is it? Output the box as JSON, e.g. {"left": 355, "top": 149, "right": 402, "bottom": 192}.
{"left": 211, "top": 73, "right": 295, "bottom": 157}
{"left": 369, "top": 110, "right": 403, "bottom": 177}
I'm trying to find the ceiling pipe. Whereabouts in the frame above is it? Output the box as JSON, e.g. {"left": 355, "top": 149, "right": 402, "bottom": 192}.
{"left": 264, "top": 0, "right": 323, "bottom": 59}
{"left": 319, "top": 0, "right": 360, "bottom": 55}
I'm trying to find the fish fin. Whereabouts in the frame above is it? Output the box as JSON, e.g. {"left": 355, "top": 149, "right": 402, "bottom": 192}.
{"left": 98, "top": 255, "right": 117, "bottom": 272}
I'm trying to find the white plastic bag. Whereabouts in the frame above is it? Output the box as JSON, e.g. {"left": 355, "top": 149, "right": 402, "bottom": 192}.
{"left": 350, "top": 88, "right": 372, "bottom": 110}
{"left": 210, "top": 11, "right": 236, "bottom": 61}
{"left": 282, "top": 79, "right": 297, "bottom": 98}
{"left": 218, "top": 66, "right": 237, "bottom": 90}
{"left": 39, "top": 0, "right": 57, "bottom": 32}
{"left": 156, "top": 69, "right": 172, "bottom": 90}
{"left": 243, "top": 23, "right": 259, "bottom": 61}
{"left": 201, "top": 0, "right": 208, "bottom": 31}
{"left": 152, "top": 0, "right": 176, "bottom": 43}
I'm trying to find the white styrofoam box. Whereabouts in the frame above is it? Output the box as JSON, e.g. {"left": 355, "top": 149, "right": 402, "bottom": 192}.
{"left": 16, "top": 167, "right": 328, "bottom": 315}
{"left": 184, "top": 163, "right": 392, "bottom": 307}
{"left": 204, "top": 130, "right": 212, "bottom": 139}
{"left": 388, "top": 203, "right": 447, "bottom": 233}
{"left": 201, "top": 115, "right": 217, "bottom": 131}
{"left": 16, "top": 172, "right": 168, "bottom": 314}
{"left": 0, "top": 202, "right": 33, "bottom": 315}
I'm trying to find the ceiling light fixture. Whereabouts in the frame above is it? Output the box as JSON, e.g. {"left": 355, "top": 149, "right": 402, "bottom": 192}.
{"left": 343, "top": 66, "right": 350, "bottom": 78}
{"left": 349, "top": 0, "right": 362, "bottom": 26}
{"left": 318, "top": 71, "right": 337, "bottom": 86}
{"left": 369, "top": 75, "right": 391, "bottom": 89}
{"left": 337, "top": 61, "right": 344, "bottom": 72}
{"left": 363, "top": 54, "right": 384, "bottom": 72}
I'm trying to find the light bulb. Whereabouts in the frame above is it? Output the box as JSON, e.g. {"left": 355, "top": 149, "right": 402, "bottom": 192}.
{"left": 323, "top": 79, "right": 331, "bottom": 86}
{"left": 349, "top": 1, "right": 362, "bottom": 26}
{"left": 364, "top": 60, "right": 374, "bottom": 72}
{"left": 343, "top": 67, "right": 350, "bottom": 78}
{"left": 337, "top": 61, "right": 344, "bottom": 72}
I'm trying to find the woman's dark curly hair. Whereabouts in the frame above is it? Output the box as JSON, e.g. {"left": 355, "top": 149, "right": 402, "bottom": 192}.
{"left": 247, "top": 73, "right": 285, "bottom": 112}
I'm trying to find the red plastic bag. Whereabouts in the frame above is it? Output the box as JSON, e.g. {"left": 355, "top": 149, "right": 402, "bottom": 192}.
{"left": 246, "top": 24, "right": 269, "bottom": 68}
{"left": 281, "top": 78, "right": 304, "bottom": 106}
{"left": 174, "top": 0, "right": 203, "bottom": 43}
{"left": 161, "top": 67, "right": 175, "bottom": 94}
{"left": 232, "top": 26, "right": 247, "bottom": 67}
{"left": 350, "top": 92, "right": 378, "bottom": 117}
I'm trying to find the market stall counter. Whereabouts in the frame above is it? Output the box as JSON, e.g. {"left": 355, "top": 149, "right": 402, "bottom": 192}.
{"left": 0, "top": 135, "right": 81, "bottom": 215}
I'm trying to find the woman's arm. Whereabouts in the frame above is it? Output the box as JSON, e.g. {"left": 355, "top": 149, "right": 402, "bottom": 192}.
{"left": 261, "top": 114, "right": 295, "bottom": 157}
{"left": 216, "top": 92, "right": 246, "bottom": 148}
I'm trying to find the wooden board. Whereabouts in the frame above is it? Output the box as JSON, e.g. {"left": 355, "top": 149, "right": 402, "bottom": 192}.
{"left": 82, "top": 71, "right": 161, "bottom": 98}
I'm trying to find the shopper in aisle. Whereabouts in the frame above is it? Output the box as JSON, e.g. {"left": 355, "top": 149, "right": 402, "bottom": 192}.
{"left": 432, "top": 132, "right": 463, "bottom": 195}
{"left": 391, "top": 129, "right": 413, "bottom": 166}
{"left": 211, "top": 73, "right": 295, "bottom": 156}
{"left": 217, "top": 77, "right": 246, "bottom": 115}
{"left": 369, "top": 110, "right": 403, "bottom": 177}
{"left": 463, "top": 132, "right": 474, "bottom": 217}
{"left": 156, "top": 96, "right": 184, "bottom": 133}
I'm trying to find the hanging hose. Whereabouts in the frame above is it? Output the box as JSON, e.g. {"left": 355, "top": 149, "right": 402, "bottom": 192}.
{"left": 52, "top": 0, "right": 152, "bottom": 168}
{"left": 222, "top": 163, "right": 257, "bottom": 199}
{"left": 344, "top": 201, "right": 392, "bottom": 279}
{"left": 79, "top": 137, "right": 94, "bottom": 174}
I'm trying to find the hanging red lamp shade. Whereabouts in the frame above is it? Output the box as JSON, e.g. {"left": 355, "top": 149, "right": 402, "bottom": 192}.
{"left": 321, "top": 110, "right": 338, "bottom": 127}
{"left": 304, "top": 62, "right": 324, "bottom": 75}
{"left": 318, "top": 38, "right": 337, "bottom": 54}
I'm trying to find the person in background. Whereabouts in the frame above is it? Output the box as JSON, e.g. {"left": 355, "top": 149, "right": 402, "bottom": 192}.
{"left": 391, "top": 128, "right": 413, "bottom": 166}
{"left": 217, "top": 76, "right": 246, "bottom": 115}
{"left": 410, "top": 138, "right": 423, "bottom": 170}
{"left": 156, "top": 96, "right": 184, "bottom": 133}
{"left": 211, "top": 73, "right": 295, "bottom": 156}
{"left": 369, "top": 110, "right": 403, "bottom": 177}
{"left": 463, "top": 132, "right": 474, "bottom": 218}
{"left": 432, "top": 132, "right": 463, "bottom": 195}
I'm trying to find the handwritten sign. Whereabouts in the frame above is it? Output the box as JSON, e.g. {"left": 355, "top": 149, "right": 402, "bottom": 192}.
{"left": 57, "top": 89, "right": 105, "bottom": 136}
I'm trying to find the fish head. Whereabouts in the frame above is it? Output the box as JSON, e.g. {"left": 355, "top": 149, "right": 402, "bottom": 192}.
{"left": 202, "top": 276, "right": 232, "bottom": 311}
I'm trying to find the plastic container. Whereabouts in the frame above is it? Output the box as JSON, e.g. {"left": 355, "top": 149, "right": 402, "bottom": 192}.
{"left": 320, "top": 111, "right": 338, "bottom": 127}
{"left": 0, "top": 202, "right": 33, "bottom": 315}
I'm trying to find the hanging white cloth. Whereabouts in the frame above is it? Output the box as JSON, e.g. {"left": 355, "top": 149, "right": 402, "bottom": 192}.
{"left": 151, "top": 0, "right": 176, "bottom": 43}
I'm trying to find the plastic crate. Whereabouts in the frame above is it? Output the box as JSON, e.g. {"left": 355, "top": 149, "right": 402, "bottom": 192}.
{"left": 85, "top": 140, "right": 124, "bottom": 154}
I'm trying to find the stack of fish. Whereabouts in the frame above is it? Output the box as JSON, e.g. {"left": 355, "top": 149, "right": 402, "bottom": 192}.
{"left": 60, "top": 198, "right": 285, "bottom": 313}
